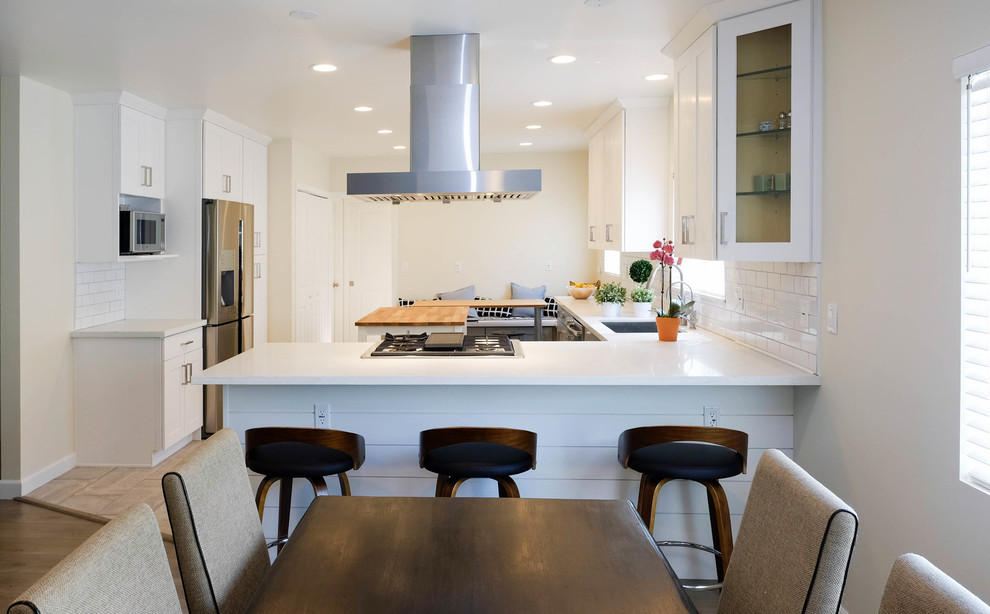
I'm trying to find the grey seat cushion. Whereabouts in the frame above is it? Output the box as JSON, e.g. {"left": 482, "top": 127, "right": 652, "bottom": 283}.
{"left": 879, "top": 553, "right": 990, "bottom": 614}
{"left": 510, "top": 282, "right": 546, "bottom": 317}
{"left": 438, "top": 285, "right": 478, "bottom": 317}
{"left": 6, "top": 503, "right": 181, "bottom": 614}
{"left": 717, "top": 449, "right": 858, "bottom": 614}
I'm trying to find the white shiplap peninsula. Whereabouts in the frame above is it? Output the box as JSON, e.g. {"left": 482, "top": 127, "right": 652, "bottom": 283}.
{"left": 197, "top": 302, "right": 817, "bottom": 579}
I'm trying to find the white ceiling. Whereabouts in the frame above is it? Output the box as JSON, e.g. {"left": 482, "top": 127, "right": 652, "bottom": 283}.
{"left": 0, "top": 0, "right": 713, "bottom": 158}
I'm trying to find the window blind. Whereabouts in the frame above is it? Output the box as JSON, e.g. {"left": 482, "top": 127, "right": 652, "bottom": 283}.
{"left": 962, "top": 69, "right": 990, "bottom": 489}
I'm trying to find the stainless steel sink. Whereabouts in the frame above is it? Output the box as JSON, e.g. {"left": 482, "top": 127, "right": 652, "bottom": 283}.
{"left": 601, "top": 321, "right": 658, "bottom": 333}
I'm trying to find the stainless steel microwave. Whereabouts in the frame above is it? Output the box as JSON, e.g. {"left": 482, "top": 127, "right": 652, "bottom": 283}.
{"left": 119, "top": 211, "right": 165, "bottom": 254}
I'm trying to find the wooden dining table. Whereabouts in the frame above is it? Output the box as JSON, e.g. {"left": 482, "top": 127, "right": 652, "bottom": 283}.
{"left": 244, "top": 496, "right": 699, "bottom": 614}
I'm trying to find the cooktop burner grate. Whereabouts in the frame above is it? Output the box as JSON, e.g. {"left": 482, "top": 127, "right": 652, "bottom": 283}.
{"left": 369, "top": 333, "right": 516, "bottom": 357}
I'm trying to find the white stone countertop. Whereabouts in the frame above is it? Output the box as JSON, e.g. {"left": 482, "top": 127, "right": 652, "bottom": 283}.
{"left": 70, "top": 318, "right": 206, "bottom": 338}
{"left": 195, "top": 298, "right": 819, "bottom": 387}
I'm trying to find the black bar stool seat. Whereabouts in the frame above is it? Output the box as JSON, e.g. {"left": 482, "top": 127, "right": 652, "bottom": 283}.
{"left": 423, "top": 442, "right": 534, "bottom": 478}
{"left": 420, "top": 427, "right": 537, "bottom": 498}
{"left": 618, "top": 425, "right": 748, "bottom": 585}
{"left": 246, "top": 441, "right": 355, "bottom": 478}
{"left": 627, "top": 442, "right": 744, "bottom": 481}
{"left": 245, "top": 427, "right": 365, "bottom": 552}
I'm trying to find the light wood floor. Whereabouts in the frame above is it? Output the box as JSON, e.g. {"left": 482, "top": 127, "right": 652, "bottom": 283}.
{"left": 22, "top": 440, "right": 203, "bottom": 538}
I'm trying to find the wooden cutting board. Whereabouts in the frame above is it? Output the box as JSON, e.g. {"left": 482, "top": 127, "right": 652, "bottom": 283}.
{"left": 354, "top": 306, "right": 470, "bottom": 327}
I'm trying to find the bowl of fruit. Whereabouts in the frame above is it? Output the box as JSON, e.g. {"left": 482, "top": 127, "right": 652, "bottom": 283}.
{"left": 568, "top": 281, "right": 599, "bottom": 300}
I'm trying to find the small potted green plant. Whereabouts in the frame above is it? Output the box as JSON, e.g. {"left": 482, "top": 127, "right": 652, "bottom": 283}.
{"left": 628, "top": 258, "right": 655, "bottom": 318}
{"left": 655, "top": 299, "right": 695, "bottom": 341}
{"left": 595, "top": 282, "right": 627, "bottom": 317}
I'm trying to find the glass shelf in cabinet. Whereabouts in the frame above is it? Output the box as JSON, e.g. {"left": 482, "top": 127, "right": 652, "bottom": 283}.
{"left": 737, "top": 65, "right": 791, "bottom": 80}
{"left": 736, "top": 190, "right": 791, "bottom": 197}
{"left": 737, "top": 128, "right": 791, "bottom": 138}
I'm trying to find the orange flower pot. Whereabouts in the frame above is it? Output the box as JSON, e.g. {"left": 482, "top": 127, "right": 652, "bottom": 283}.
{"left": 656, "top": 317, "right": 680, "bottom": 341}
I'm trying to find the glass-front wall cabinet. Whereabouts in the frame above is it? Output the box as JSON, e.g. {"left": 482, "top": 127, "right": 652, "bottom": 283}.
{"left": 717, "top": 0, "right": 817, "bottom": 262}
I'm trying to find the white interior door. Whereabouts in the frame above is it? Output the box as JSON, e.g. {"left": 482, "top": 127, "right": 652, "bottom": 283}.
{"left": 343, "top": 200, "right": 396, "bottom": 342}
{"left": 293, "top": 189, "right": 333, "bottom": 342}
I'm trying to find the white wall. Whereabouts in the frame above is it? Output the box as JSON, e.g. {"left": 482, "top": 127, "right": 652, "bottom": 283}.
{"left": 327, "top": 151, "right": 598, "bottom": 300}
{"left": 795, "top": 0, "right": 990, "bottom": 610}
{"left": 0, "top": 76, "right": 76, "bottom": 494}
{"left": 267, "top": 138, "right": 331, "bottom": 342}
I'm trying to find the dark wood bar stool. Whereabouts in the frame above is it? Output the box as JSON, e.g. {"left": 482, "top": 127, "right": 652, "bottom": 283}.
{"left": 419, "top": 427, "right": 537, "bottom": 497}
{"left": 245, "top": 426, "right": 365, "bottom": 552}
{"left": 618, "top": 425, "right": 748, "bottom": 583}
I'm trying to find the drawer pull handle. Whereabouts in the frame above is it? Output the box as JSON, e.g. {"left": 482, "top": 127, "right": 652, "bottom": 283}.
{"left": 181, "top": 340, "right": 195, "bottom": 346}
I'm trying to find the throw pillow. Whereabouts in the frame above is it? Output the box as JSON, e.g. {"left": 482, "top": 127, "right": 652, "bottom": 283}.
{"left": 438, "top": 285, "right": 478, "bottom": 318}
{"left": 510, "top": 282, "right": 547, "bottom": 317}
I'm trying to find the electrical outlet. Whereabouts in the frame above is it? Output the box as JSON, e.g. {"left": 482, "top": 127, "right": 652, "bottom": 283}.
{"left": 455, "top": 261, "right": 462, "bottom": 273}
{"left": 734, "top": 289, "right": 744, "bottom": 312}
{"left": 315, "top": 403, "right": 330, "bottom": 428}
{"left": 704, "top": 406, "right": 719, "bottom": 427}
{"left": 826, "top": 303, "right": 838, "bottom": 334}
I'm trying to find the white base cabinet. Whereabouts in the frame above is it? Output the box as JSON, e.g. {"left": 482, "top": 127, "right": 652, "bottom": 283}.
{"left": 73, "top": 323, "right": 203, "bottom": 466}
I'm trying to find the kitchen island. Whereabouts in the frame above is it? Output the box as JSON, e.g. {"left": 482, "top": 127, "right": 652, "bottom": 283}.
{"left": 196, "top": 301, "right": 816, "bottom": 578}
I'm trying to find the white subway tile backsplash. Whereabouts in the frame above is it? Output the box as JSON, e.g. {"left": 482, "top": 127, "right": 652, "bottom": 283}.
{"left": 74, "top": 262, "right": 125, "bottom": 330}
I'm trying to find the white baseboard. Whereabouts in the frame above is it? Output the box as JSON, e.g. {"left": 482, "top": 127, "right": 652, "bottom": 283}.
{"left": 840, "top": 606, "right": 850, "bottom": 614}
{"left": 17, "top": 452, "right": 77, "bottom": 496}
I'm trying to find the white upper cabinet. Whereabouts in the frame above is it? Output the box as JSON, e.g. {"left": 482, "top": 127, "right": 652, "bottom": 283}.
{"left": 73, "top": 92, "right": 168, "bottom": 262}
{"left": 241, "top": 137, "right": 268, "bottom": 253}
{"left": 586, "top": 101, "right": 668, "bottom": 252}
{"left": 715, "top": 0, "right": 819, "bottom": 261}
{"left": 673, "top": 26, "right": 717, "bottom": 261}
{"left": 119, "top": 105, "right": 165, "bottom": 199}
{"left": 203, "top": 121, "right": 244, "bottom": 202}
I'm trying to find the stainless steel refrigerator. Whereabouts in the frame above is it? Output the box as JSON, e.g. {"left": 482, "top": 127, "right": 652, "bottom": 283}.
{"left": 203, "top": 199, "right": 254, "bottom": 433}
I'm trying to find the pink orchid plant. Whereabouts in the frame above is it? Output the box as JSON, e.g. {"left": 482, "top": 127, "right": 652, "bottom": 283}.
{"left": 649, "top": 238, "right": 683, "bottom": 314}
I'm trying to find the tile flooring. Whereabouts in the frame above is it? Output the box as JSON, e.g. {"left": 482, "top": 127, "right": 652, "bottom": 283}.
{"left": 23, "top": 440, "right": 202, "bottom": 537}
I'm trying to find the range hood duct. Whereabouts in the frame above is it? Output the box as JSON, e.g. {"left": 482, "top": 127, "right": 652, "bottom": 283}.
{"left": 347, "top": 33, "right": 542, "bottom": 203}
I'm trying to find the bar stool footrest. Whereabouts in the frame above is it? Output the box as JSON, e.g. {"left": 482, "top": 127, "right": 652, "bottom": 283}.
{"left": 656, "top": 540, "right": 721, "bottom": 556}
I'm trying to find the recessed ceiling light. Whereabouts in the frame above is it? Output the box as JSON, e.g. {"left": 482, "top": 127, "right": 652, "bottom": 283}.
{"left": 645, "top": 73, "right": 669, "bottom": 81}
{"left": 393, "top": 145, "right": 406, "bottom": 150}
{"left": 377, "top": 129, "right": 393, "bottom": 134}
{"left": 583, "top": 0, "right": 614, "bottom": 6}
{"left": 550, "top": 55, "right": 576, "bottom": 64}
{"left": 533, "top": 101, "right": 553, "bottom": 107}
{"left": 311, "top": 64, "right": 337, "bottom": 72}
{"left": 519, "top": 142, "right": 533, "bottom": 147}
{"left": 526, "top": 125, "right": 542, "bottom": 130}
{"left": 289, "top": 8, "right": 320, "bottom": 20}
{"left": 354, "top": 106, "right": 373, "bottom": 112}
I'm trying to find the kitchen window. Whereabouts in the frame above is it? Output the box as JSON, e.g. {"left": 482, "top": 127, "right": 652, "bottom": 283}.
{"left": 959, "top": 45, "right": 990, "bottom": 492}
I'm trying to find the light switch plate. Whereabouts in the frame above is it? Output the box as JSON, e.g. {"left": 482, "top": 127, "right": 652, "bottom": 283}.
{"left": 826, "top": 303, "right": 838, "bottom": 334}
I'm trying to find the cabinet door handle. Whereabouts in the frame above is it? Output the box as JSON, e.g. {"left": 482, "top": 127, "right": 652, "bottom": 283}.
{"left": 605, "top": 224, "right": 613, "bottom": 243}
{"left": 682, "top": 215, "right": 695, "bottom": 245}
{"left": 719, "top": 212, "right": 729, "bottom": 246}
{"left": 254, "top": 231, "right": 261, "bottom": 248}
{"left": 140, "top": 166, "right": 148, "bottom": 186}
{"left": 148, "top": 166, "right": 152, "bottom": 187}
{"left": 254, "top": 262, "right": 261, "bottom": 279}
{"left": 589, "top": 226, "right": 595, "bottom": 242}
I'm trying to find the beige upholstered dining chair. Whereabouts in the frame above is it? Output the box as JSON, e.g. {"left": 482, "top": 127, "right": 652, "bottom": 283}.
{"left": 878, "top": 553, "right": 990, "bottom": 613}
{"left": 6, "top": 503, "right": 181, "bottom": 614}
{"left": 717, "top": 449, "right": 859, "bottom": 614}
{"left": 162, "top": 428, "right": 270, "bottom": 614}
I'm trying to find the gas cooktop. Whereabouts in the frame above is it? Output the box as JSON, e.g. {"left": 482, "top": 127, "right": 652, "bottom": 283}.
{"left": 363, "top": 333, "right": 521, "bottom": 358}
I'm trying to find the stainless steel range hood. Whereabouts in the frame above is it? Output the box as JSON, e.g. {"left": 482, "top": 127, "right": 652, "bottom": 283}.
{"left": 347, "top": 33, "right": 541, "bottom": 203}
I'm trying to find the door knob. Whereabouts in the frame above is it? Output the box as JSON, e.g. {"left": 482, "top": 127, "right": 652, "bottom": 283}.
{"left": 333, "top": 282, "right": 340, "bottom": 288}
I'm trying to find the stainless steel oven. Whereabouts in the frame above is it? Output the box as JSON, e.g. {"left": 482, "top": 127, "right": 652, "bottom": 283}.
{"left": 556, "top": 312, "right": 589, "bottom": 341}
